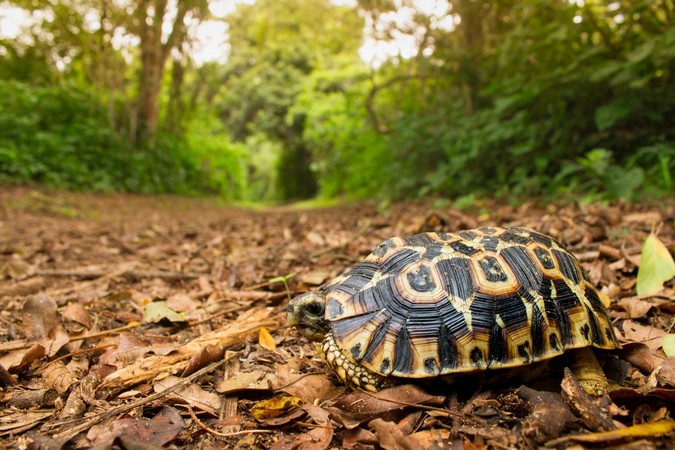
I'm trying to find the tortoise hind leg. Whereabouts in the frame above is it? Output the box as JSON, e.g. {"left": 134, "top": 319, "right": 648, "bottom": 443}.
{"left": 568, "top": 347, "right": 609, "bottom": 396}
{"left": 321, "top": 333, "right": 395, "bottom": 392}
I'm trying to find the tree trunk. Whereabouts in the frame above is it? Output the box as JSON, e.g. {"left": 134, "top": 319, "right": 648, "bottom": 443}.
{"left": 133, "top": 0, "right": 195, "bottom": 146}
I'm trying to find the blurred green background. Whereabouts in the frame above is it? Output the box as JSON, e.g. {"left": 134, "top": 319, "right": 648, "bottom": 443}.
{"left": 0, "top": 0, "right": 673, "bottom": 203}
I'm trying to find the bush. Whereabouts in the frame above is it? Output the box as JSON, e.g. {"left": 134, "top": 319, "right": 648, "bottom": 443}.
{"left": 0, "top": 80, "right": 247, "bottom": 196}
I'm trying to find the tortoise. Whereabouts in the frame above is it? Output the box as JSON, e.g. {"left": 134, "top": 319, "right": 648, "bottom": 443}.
{"left": 287, "top": 227, "right": 620, "bottom": 393}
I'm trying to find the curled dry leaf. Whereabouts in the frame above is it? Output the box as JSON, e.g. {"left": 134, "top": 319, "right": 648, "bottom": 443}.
{"left": 619, "top": 342, "right": 658, "bottom": 373}
{"left": 21, "top": 294, "right": 69, "bottom": 357}
{"left": 0, "top": 344, "right": 46, "bottom": 373}
{"left": 369, "top": 418, "right": 425, "bottom": 450}
{"left": 0, "top": 364, "right": 15, "bottom": 386}
{"left": 610, "top": 387, "right": 675, "bottom": 403}
{"left": 61, "top": 302, "right": 91, "bottom": 329}
{"left": 272, "top": 427, "right": 334, "bottom": 450}
{"left": 41, "top": 360, "right": 78, "bottom": 394}
{"left": 182, "top": 344, "right": 223, "bottom": 376}
{"left": 343, "top": 427, "right": 378, "bottom": 449}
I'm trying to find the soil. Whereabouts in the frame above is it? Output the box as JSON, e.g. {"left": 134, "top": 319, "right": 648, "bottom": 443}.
{"left": 1, "top": 186, "right": 674, "bottom": 449}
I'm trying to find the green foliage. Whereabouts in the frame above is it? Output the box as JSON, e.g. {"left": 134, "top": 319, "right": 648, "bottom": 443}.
{"left": 1, "top": 0, "right": 674, "bottom": 203}
{"left": 292, "top": 67, "right": 391, "bottom": 198}
{"left": 219, "top": 0, "right": 364, "bottom": 200}
{"left": 315, "top": 0, "right": 675, "bottom": 202}
{"left": 0, "top": 80, "right": 246, "bottom": 195}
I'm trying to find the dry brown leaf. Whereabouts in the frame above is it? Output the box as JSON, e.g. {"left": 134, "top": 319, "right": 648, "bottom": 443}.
{"left": 154, "top": 376, "right": 221, "bottom": 413}
{"left": 408, "top": 429, "right": 452, "bottom": 448}
{"left": 0, "top": 344, "right": 45, "bottom": 373}
{"left": 343, "top": 427, "right": 378, "bottom": 449}
{"left": 619, "top": 342, "right": 659, "bottom": 373}
{"left": 618, "top": 297, "right": 657, "bottom": 319}
{"left": 332, "top": 385, "right": 445, "bottom": 418}
{"left": 166, "top": 292, "right": 199, "bottom": 313}
{"left": 620, "top": 320, "right": 667, "bottom": 352}
{"left": 272, "top": 427, "right": 334, "bottom": 450}
{"left": 182, "top": 344, "right": 223, "bottom": 376}
{"left": 654, "top": 357, "right": 675, "bottom": 387}
{"left": 217, "top": 370, "right": 275, "bottom": 394}
{"left": 1, "top": 254, "right": 35, "bottom": 280}
{"left": 0, "top": 410, "right": 53, "bottom": 434}
{"left": 298, "top": 269, "right": 332, "bottom": 286}
{"left": 277, "top": 372, "right": 345, "bottom": 403}
{"left": 369, "top": 418, "right": 425, "bottom": 450}
{"left": 86, "top": 406, "right": 185, "bottom": 446}
{"left": 61, "top": 302, "right": 91, "bottom": 329}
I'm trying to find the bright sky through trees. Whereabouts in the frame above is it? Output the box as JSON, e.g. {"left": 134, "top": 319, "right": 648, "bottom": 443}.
{"left": 0, "top": 0, "right": 455, "bottom": 67}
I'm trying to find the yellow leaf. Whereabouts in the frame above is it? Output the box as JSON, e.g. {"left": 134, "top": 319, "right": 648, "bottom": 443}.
{"left": 598, "top": 291, "right": 612, "bottom": 308}
{"left": 250, "top": 395, "right": 302, "bottom": 420}
{"left": 258, "top": 327, "right": 276, "bottom": 351}
{"left": 565, "top": 420, "right": 675, "bottom": 443}
{"left": 636, "top": 231, "right": 675, "bottom": 296}
{"left": 663, "top": 334, "right": 675, "bottom": 357}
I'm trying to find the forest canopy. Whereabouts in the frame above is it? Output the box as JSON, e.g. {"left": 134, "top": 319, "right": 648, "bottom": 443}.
{"left": 0, "top": 0, "right": 673, "bottom": 203}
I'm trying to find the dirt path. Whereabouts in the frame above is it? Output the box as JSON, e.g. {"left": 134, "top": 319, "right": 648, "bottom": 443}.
{"left": 1, "top": 187, "right": 674, "bottom": 448}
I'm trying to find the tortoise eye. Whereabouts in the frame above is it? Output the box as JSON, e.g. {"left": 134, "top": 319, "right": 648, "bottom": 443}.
{"left": 305, "top": 301, "right": 325, "bottom": 317}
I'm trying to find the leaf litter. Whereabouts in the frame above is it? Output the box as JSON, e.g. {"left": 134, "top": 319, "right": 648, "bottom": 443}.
{"left": 0, "top": 187, "right": 674, "bottom": 448}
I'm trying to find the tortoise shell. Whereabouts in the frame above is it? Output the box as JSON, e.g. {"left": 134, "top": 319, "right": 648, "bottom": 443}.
{"left": 322, "top": 227, "right": 620, "bottom": 378}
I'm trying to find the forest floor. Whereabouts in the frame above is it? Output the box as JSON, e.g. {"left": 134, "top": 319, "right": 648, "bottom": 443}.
{"left": 1, "top": 186, "right": 674, "bottom": 449}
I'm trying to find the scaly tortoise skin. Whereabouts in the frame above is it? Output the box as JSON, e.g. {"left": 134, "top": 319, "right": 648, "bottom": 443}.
{"left": 287, "top": 227, "right": 620, "bottom": 392}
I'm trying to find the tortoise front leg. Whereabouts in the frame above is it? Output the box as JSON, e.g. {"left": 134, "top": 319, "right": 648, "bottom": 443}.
{"left": 321, "top": 333, "right": 395, "bottom": 392}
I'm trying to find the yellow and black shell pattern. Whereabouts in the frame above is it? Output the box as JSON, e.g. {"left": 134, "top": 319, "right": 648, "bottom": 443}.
{"left": 323, "top": 227, "right": 620, "bottom": 378}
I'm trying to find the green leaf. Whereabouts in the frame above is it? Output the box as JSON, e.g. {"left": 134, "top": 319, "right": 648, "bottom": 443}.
{"left": 594, "top": 103, "right": 632, "bottom": 131}
{"left": 663, "top": 335, "right": 675, "bottom": 357}
{"left": 144, "top": 301, "right": 186, "bottom": 323}
{"left": 636, "top": 231, "right": 675, "bottom": 296}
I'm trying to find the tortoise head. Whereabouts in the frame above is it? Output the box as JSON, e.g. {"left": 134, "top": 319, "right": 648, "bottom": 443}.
{"left": 287, "top": 291, "right": 329, "bottom": 341}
